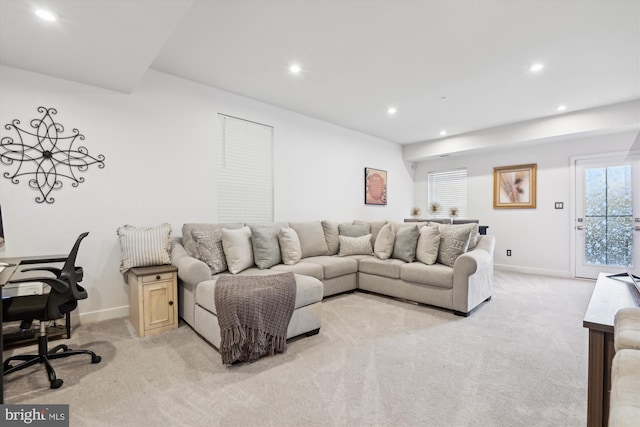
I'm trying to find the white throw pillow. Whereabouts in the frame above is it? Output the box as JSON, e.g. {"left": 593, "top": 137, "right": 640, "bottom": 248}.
{"left": 279, "top": 227, "right": 302, "bottom": 265}
{"left": 117, "top": 223, "right": 172, "bottom": 275}
{"left": 416, "top": 226, "right": 440, "bottom": 265}
{"left": 338, "top": 234, "right": 373, "bottom": 256}
{"left": 221, "top": 226, "right": 254, "bottom": 274}
{"left": 373, "top": 223, "right": 395, "bottom": 260}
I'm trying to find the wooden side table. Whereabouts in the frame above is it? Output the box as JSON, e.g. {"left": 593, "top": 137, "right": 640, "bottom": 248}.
{"left": 128, "top": 265, "right": 178, "bottom": 337}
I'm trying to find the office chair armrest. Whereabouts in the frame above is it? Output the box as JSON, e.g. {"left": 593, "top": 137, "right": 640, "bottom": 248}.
{"left": 9, "top": 276, "right": 69, "bottom": 293}
{"left": 20, "top": 266, "right": 63, "bottom": 276}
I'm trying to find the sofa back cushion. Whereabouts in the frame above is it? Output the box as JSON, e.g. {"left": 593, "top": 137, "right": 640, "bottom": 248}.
{"left": 289, "top": 221, "right": 329, "bottom": 258}
{"left": 221, "top": 226, "right": 254, "bottom": 274}
{"left": 353, "top": 220, "right": 387, "bottom": 246}
{"left": 249, "top": 224, "right": 286, "bottom": 269}
{"left": 392, "top": 225, "right": 420, "bottom": 263}
{"left": 339, "top": 223, "right": 371, "bottom": 237}
{"left": 279, "top": 227, "right": 302, "bottom": 265}
{"left": 373, "top": 223, "right": 395, "bottom": 260}
{"left": 182, "top": 223, "right": 244, "bottom": 257}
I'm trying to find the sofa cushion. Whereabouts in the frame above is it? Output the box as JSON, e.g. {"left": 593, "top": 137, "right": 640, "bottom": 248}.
{"left": 416, "top": 226, "right": 440, "bottom": 265}
{"left": 609, "top": 349, "right": 640, "bottom": 427}
{"left": 339, "top": 223, "right": 371, "bottom": 237}
{"left": 358, "top": 257, "right": 405, "bottom": 279}
{"left": 373, "top": 223, "right": 395, "bottom": 260}
{"left": 289, "top": 221, "right": 330, "bottom": 258}
{"left": 392, "top": 225, "right": 420, "bottom": 263}
{"left": 278, "top": 227, "right": 302, "bottom": 265}
{"left": 191, "top": 228, "right": 227, "bottom": 274}
{"left": 195, "top": 273, "right": 323, "bottom": 316}
{"left": 338, "top": 234, "right": 373, "bottom": 256}
{"left": 182, "top": 223, "right": 243, "bottom": 257}
{"left": 270, "top": 262, "right": 324, "bottom": 280}
{"left": 302, "top": 256, "right": 358, "bottom": 279}
{"left": 250, "top": 225, "right": 283, "bottom": 269}
{"left": 321, "top": 220, "right": 340, "bottom": 255}
{"left": 221, "top": 226, "right": 254, "bottom": 274}
{"left": 436, "top": 224, "right": 473, "bottom": 267}
{"left": 400, "top": 262, "right": 453, "bottom": 288}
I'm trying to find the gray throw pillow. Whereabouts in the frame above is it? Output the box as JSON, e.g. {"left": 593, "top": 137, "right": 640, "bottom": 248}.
{"left": 392, "top": 225, "right": 420, "bottom": 263}
{"left": 321, "top": 220, "right": 340, "bottom": 255}
{"left": 250, "top": 226, "right": 282, "bottom": 269}
{"left": 338, "top": 234, "right": 373, "bottom": 256}
{"left": 416, "top": 226, "right": 440, "bottom": 265}
{"left": 191, "top": 228, "right": 227, "bottom": 274}
{"left": 339, "top": 223, "right": 371, "bottom": 237}
{"left": 436, "top": 225, "right": 473, "bottom": 267}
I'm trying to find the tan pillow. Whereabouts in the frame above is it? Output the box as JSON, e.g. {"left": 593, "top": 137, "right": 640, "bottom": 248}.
{"left": 373, "top": 223, "right": 395, "bottom": 260}
{"left": 416, "top": 226, "right": 440, "bottom": 265}
{"left": 289, "top": 221, "right": 329, "bottom": 258}
{"left": 279, "top": 227, "right": 302, "bottom": 265}
{"left": 221, "top": 226, "right": 254, "bottom": 274}
{"left": 117, "top": 223, "right": 172, "bottom": 275}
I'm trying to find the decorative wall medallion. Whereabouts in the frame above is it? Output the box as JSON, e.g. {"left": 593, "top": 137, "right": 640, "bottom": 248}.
{"left": 0, "top": 107, "right": 105, "bottom": 203}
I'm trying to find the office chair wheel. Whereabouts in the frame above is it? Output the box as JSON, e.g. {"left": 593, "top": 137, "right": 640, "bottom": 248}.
{"left": 92, "top": 355, "right": 102, "bottom": 364}
{"left": 50, "top": 378, "right": 63, "bottom": 389}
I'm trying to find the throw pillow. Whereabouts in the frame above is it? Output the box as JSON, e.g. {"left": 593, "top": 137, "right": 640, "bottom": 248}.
{"left": 338, "top": 223, "right": 371, "bottom": 237}
{"left": 221, "top": 226, "right": 254, "bottom": 274}
{"left": 181, "top": 223, "right": 244, "bottom": 257}
{"left": 289, "top": 221, "right": 329, "bottom": 258}
{"left": 391, "top": 225, "right": 420, "bottom": 263}
{"left": 353, "top": 220, "right": 387, "bottom": 246}
{"left": 250, "top": 225, "right": 282, "bottom": 269}
{"left": 117, "top": 223, "right": 172, "bottom": 275}
{"left": 416, "top": 226, "right": 440, "bottom": 265}
{"left": 436, "top": 225, "right": 473, "bottom": 267}
{"left": 373, "top": 223, "right": 395, "bottom": 260}
{"left": 191, "top": 229, "right": 227, "bottom": 274}
{"left": 338, "top": 234, "right": 373, "bottom": 256}
{"left": 278, "top": 227, "right": 302, "bottom": 265}
{"left": 321, "top": 220, "right": 340, "bottom": 255}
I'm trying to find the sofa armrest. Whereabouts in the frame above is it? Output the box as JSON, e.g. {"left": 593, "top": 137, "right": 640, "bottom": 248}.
{"left": 452, "top": 235, "right": 495, "bottom": 314}
{"left": 171, "top": 238, "right": 211, "bottom": 291}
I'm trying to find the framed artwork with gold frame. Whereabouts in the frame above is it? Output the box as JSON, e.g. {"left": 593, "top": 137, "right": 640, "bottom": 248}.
{"left": 493, "top": 163, "right": 537, "bottom": 208}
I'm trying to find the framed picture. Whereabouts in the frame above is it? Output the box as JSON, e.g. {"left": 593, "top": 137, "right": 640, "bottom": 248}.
{"left": 493, "top": 163, "right": 537, "bottom": 208}
{"left": 365, "top": 167, "right": 387, "bottom": 205}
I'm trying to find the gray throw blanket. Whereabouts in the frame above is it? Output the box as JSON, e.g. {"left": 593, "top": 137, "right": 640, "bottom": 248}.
{"left": 214, "top": 272, "right": 297, "bottom": 364}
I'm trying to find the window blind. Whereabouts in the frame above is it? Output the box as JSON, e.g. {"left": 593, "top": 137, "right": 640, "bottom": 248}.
{"left": 427, "top": 168, "right": 467, "bottom": 218}
{"left": 217, "top": 114, "right": 274, "bottom": 223}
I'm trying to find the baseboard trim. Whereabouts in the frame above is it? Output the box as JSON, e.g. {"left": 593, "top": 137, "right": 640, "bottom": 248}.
{"left": 494, "top": 264, "right": 572, "bottom": 278}
{"left": 75, "top": 305, "right": 129, "bottom": 325}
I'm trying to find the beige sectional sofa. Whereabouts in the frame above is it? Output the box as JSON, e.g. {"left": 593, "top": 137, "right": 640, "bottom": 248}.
{"left": 171, "top": 219, "right": 495, "bottom": 350}
{"left": 609, "top": 307, "right": 640, "bottom": 426}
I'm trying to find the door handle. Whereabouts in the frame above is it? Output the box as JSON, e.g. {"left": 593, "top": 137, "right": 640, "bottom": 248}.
{"left": 576, "top": 225, "right": 585, "bottom": 230}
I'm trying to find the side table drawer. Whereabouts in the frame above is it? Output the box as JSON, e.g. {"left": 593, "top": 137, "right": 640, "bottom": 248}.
{"left": 142, "top": 272, "right": 173, "bottom": 283}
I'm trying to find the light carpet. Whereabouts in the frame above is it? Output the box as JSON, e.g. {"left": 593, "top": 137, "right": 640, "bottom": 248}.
{"left": 2, "top": 270, "right": 595, "bottom": 426}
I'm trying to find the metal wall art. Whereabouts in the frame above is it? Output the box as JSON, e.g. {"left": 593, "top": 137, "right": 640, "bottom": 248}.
{"left": 0, "top": 107, "right": 105, "bottom": 204}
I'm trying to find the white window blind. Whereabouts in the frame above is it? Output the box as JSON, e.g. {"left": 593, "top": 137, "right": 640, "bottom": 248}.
{"left": 217, "top": 114, "right": 274, "bottom": 223}
{"left": 427, "top": 168, "right": 467, "bottom": 218}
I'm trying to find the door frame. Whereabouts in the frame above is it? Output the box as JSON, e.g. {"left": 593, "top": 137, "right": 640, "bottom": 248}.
{"left": 570, "top": 150, "right": 640, "bottom": 278}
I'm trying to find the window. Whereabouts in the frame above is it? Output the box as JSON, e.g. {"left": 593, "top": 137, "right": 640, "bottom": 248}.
{"left": 217, "top": 114, "right": 274, "bottom": 223}
{"left": 427, "top": 168, "right": 467, "bottom": 218}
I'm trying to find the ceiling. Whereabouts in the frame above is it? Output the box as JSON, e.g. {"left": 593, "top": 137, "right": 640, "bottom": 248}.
{"left": 1, "top": 0, "right": 639, "bottom": 145}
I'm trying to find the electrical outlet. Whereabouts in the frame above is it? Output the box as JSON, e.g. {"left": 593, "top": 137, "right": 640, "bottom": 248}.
{"left": 506, "top": 249, "right": 512, "bottom": 256}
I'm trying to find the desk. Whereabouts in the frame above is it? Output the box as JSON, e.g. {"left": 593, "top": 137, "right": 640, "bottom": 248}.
{"left": 0, "top": 254, "right": 66, "bottom": 404}
{"left": 582, "top": 272, "right": 640, "bottom": 427}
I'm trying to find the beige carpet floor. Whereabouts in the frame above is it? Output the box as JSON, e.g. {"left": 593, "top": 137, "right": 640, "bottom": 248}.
{"left": 3, "top": 270, "right": 594, "bottom": 426}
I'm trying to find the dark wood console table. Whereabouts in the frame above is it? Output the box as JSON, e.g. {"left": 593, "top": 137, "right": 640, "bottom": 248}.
{"left": 583, "top": 272, "right": 640, "bottom": 427}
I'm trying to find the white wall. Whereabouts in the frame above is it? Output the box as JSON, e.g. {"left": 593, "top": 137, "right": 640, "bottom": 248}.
{"left": 413, "top": 130, "right": 639, "bottom": 277}
{"left": 0, "top": 65, "right": 413, "bottom": 322}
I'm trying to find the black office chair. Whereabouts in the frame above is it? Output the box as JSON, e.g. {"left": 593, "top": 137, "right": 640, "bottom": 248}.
{"left": 2, "top": 232, "right": 101, "bottom": 389}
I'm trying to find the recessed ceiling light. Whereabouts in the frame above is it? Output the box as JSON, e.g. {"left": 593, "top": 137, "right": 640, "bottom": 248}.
{"left": 529, "top": 63, "right": 544, "bottom": 73}
{"left": 439, "top": 130, "right": 447, "bottom": 136}
{"left": 387, "top": 107, "right": 397, "bottom": 115}
{"left": 289, "top": 64, "right": 301, "bottom": 74}
{"left": 556, "top": 104, "right": 567, "bottom": 112}
{"left": 35, "top": 9, "right": 57, "bottom": 22}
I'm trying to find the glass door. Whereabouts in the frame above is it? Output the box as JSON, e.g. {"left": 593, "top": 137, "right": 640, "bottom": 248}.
{"left": 575, "top": 154, "right": 639, "bottom": 279}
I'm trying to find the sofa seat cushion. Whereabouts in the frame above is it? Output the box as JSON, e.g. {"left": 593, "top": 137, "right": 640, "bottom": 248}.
{"left": 400, "top": 262, "right": 453, "bottom": 289}
{"left": 301, "top": 256, "right": 358, "bottom": 279}
{"left": 614, "top": 307, "right": 640, "bottom": 352}
{"left": 609, "top": 349, "right": 640, "bottom": 427}
{"left": 270, "top": 262, "right": 324, "bottom": 280}
{"left": 358, "top": 257, "right": 405, "bottom": 279}
{"left": 195, "top": 273, "right": 323, "bottom": 315}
